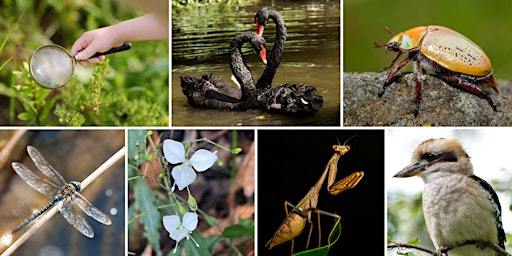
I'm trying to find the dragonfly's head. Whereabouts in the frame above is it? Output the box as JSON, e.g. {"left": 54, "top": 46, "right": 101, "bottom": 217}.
{"left": 70, "top": 181, "right": 82, "bottom": 192}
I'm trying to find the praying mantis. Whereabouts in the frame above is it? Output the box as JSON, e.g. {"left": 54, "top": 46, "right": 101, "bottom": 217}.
{"left": 265, "top": 141, "right": 364, "bottom": 254}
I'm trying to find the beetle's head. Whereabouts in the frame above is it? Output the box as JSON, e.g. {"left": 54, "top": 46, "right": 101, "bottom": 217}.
{"left": 375, "top": 26, "right": 426, "bottom": 52}
{"left": 374, "top": 26, "right": 401, "bottom": 52}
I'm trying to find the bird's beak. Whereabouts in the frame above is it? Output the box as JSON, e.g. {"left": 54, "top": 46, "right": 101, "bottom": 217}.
{"left": 256, "top": 22, "right": 265, "bottom": 36}
{"left": 394, "top": 162, "right": 427, "bottom": 178}
{"left": 260, "top": 47, "right": 267, "bottom": 64}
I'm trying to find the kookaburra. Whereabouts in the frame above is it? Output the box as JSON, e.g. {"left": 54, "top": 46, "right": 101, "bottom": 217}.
{"left": 394, "top": 138, "right": 506, "bottom": 256}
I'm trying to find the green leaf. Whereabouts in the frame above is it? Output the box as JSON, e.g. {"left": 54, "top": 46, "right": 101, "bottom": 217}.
{"left": 203, "top": 214, "right": 217, "bottom": 226}
{"left": 406, "top": 237, "right": 420, "bottom": 245}
{"left": 222, "top": 219, "right": 254, "bottom": 239}
{"left": 134, "top": 179, "right": 162, "bottom": 255}
{"left": 292, "top": 218, "right": 342, "bottom": 256}
{"left": 183, "top": 231, "right": 221, "bottom": 256}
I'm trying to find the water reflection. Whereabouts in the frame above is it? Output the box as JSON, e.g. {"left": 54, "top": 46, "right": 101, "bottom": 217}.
{"left": 172, "top": 1, "right": 340, "bottom": 126}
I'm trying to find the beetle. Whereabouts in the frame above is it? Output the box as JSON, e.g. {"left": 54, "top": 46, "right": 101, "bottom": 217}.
{"left": 375, "top": 25, "right": 498, "bottom": 117}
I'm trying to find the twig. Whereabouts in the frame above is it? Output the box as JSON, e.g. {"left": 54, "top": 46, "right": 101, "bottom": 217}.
{"left": 0, "top": 130, "right": 26, "bottom": 169}
{"left": 439, "top": 240, "right": 511, "bottom": 256}
{"left": 2, "top": 146, "right": 125, "bottom": 256}
{"left": 388, "top": 241, "right": 435, "bottom": 254}
{"left": 388, "top": 240, "right": 511, "bottom": 256}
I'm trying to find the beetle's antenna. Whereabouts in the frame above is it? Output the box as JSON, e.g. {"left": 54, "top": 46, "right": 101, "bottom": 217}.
{"left": 374, "top": 26, "right": 395, "bottom": 48}
{"left": 374, "top": 42, "right": 386, "bottom": 48}
{"left": 385, "top": 26, "right": 394, "bottom": 36}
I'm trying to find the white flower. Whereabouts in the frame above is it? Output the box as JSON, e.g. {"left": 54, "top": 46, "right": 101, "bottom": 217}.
{"left": 163, "top": 212, "right": 199, "bottom": 253}
{"left": 163, "top": 139, "right": 217, "bottom": 191}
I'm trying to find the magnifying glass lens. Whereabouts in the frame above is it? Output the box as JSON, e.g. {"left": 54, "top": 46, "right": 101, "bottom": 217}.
{"left": 30, "top": 45, "right": 74, "bottom": 88}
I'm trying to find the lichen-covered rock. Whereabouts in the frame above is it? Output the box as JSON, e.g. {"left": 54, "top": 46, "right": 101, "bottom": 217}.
{"left": 343, "top": 72, "right": 512, "bottom": 126}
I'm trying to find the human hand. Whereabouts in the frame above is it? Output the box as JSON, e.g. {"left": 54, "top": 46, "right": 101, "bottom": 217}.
{"left": 70, "top": 26, "right": 123, "bottom": 67}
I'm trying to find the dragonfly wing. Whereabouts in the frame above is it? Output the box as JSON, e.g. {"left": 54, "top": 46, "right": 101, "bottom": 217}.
{"left": 27, "top": 146, "right": 67, "bottom": 186}
{"left": 58, "top": 200, "right": 94, "bottom": 238}
{"left": 11, "top": 162, "right": 59, "bottom": 197}
{"left": 74, "top": 193, "right": 112, "bottom": 225}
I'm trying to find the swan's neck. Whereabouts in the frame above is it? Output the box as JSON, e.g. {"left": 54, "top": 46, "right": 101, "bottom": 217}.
{"left": 257, "top": 12, "right": 287, "bottom": 90}
{"left": 229, "top": 36, "right": 256, "bottom": 101}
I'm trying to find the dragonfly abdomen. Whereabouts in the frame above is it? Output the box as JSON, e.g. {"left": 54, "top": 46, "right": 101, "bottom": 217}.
{"left": 11, "top": 197, "right": 59, "bottom": 235}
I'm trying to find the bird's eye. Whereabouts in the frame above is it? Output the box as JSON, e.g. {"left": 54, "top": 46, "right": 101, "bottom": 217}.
{"left": 423, "top": 153, "right": 438, "bottom": 162}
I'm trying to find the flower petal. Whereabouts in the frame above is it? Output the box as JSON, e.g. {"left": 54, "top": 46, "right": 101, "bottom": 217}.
{"left": 182, "top": 212, "right": 198, "bottom": 231}
{"left": 169, "top": 227, "right": 188, "bottom": 244}
{"left": 162, "top": 215, "right": 180, "bottom": 232}
{"left": 163, "top": 139, "right": 185, "bottom": 164}
{"left": 189, "top": 149, "right": 217, "bottom": 172}
{"left": 172, "top": 164, "right": 196, "bottom": 190}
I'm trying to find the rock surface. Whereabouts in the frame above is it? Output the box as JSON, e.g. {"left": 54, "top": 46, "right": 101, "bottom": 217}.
{"left": 343, "top": 72, "right": 512, "bottom": 126}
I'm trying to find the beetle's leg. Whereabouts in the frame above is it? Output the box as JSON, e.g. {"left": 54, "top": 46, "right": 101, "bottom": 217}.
{"left": 436, "top": 75, "right": 498, "bottom": 112}
{"left": 413, "top": 60, "right": 423, "bottom": 117}
{"left": 381, "top": 51, "right": 403, "bottom": 71}
{"left": 379, "top": 55, "right": 411, "bottom": 97}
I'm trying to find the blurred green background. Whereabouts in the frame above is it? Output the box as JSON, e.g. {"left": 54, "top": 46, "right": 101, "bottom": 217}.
{"left": 0, "top": 0, "right": 168, "bottom": 126}
{"left": 344, "top": 0, "right": 512, "bottom": 81}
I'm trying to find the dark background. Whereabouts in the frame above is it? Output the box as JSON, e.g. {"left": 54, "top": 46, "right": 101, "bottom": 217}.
{"left": 258, "top": 129, "right": 384, "bottom": 255}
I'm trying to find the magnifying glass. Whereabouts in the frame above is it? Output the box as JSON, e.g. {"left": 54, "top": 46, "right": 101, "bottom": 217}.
{"left": 29, "top": 42, "right": 131, "bottom": 89}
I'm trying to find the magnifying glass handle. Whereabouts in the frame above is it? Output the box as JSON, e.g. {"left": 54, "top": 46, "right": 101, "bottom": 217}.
{"left": 90, "top": 42, "right": 132, "bottom": 58}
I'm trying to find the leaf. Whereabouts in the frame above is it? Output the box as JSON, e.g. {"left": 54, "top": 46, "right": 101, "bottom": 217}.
{"left": 292, "top": 218, "right": 342, "bottom": 256}
{"left": 222, "top": 219, "right": 254, "bottom": 239}
{"left": 406, "top": 237, "right": 420, "bottom": 245}
{"left": 203, "top": 214, "right": 217, "bottom": 226}
{"left": 183, "top": 230, "right": 221, "bottom": 256}
{"left": 134, "top": 179, "right": 162, "bottom": 255}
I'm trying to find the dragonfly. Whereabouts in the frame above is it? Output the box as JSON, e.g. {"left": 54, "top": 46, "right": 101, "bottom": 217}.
{"left": 10, "top": 145, "right": 111, "bottom": 238}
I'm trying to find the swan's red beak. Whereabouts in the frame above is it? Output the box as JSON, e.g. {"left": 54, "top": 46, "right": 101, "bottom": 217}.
{"left": 260, "top": 47, "right": 267, "bottom": 64}
{"left": 256, "top": 21, "right": 264, "bottom": 36}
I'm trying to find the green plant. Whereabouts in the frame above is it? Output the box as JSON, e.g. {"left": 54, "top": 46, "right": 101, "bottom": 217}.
{"left": 7, "top": 62, "right": 58, "bottom": 125}
{"left": 0, "top": 1, "right": 169, "bottom": 126}
{"left": 128, "top": 130, "right": 254, "bottom": 256}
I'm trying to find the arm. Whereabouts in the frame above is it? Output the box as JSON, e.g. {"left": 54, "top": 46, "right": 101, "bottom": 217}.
{"left": 71, "top": 13, "right": 168, "bottom": 66}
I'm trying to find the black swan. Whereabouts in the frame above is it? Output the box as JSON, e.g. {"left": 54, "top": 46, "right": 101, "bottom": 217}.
{"left": 180, "top": 7, "right": 323, "bottom": 116}
{"left": 254, "top": 7, "right": 323, "bottom": 114}
{"left": 180, "top": 31, "right": 267, "bottom": 110}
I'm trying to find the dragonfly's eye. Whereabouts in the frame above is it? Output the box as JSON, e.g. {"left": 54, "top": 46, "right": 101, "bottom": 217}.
{"left": 70, "top": 181, "right": 82, "bottom": 192}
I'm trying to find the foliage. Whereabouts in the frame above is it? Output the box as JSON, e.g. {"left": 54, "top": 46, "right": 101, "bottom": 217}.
{"left": 6, "top": 62, "right": 57, "bottom": 125}
{"left": 128, "top": 130, "right": 253, "bottom": 255}
{"left": 0, "top": 0, "right": 168, "bottom": 126}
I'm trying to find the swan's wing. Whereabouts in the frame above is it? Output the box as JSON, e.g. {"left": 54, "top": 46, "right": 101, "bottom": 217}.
{"left": 202, "top": 74, "right": 242, "bottom": 101}
{"left": 181, "top": 76, "right": 242, "bottom": 108}
{"left": 257, "top": 83, "right": 324, "bottom": 115}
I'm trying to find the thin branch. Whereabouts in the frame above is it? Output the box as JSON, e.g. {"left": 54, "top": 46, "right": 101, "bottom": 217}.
{"left": 439, "top": 240, "right": 511, "bottom": 256}
{"left": 388, "top": 240, "right": 511, "bottom": 256}
{"left": 0, "top": 130, "right": 26, "bottom": 169}
{"left": 388, "top": 241, "right": 435, "bottom": 255}
{"left": 2, "top": 146, "right": 125, "bottom": 256}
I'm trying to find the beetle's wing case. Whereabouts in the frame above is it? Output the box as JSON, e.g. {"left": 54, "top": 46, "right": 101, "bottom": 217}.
{"left": 420, "top": 25, "right": 492, "bottom": 77}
